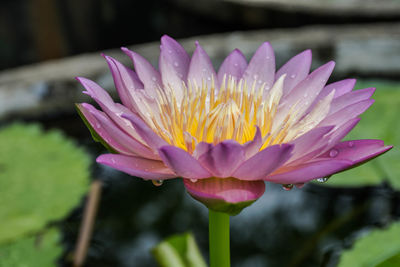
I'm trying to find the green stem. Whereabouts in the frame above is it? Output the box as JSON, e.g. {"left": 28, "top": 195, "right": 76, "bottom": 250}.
{"left": 209, "top": 209, "right": 230, "bottom": 267}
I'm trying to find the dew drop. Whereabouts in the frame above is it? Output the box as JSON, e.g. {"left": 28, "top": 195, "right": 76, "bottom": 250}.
{"left": 173, "top": 61, "right": 179, "bottom": 67}
{"left": 282, "top": 184, "right": 293, "bottom": 191}
{"left": 111, "top": 157, "right": 116, "bottom": 164}
{"left": 296, "top": 183, "right": 305, "bottom": 189}
{"left": 234, "top": 63, "right": 239, "bottom": 67}
{"left": 316, "top": 177, "right": 329, "bottom": 183}
{"left": 329, "top": 148, "right": 339, "bottom": 158}
{"left": 190, "top": 179, "right": 198, "bottom": 183}
{"left": 152, "top": 180, "right": 163, "bottom": 186}
{"left": 95, "top": 123, "right": 101, "bottom": 129}
{"left": 266, "top": 56, "right": 270, "bottom": 60}
{"left": 348, "top": 141, "right": 354, "bottom": 148}
{"left": 207, "top": 76, "right": 211, "bottom": 81}
{"left": 151, "top": 76, "right": 157, "bottom": 82}
{"left": 290, "top": 74, "right": 296, "bottom": 79}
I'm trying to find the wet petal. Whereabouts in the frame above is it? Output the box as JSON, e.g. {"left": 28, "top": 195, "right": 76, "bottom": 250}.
{"left": 198, "top": 140, "right": 245, "bottom": 178}
{"left": 78, "top": 103, "right": 157, "bottom": 159}
{"left": 243, "top": 42, "right": 275, "bottom": 91}
{"left": 328, "top": 87, "right": 375, "bottom": 115}
{"left": 275, "top": 49, "right": 311, "bottom": 96}
{"left": 232, "top": 144, "right": 294, "bottom": 180}
{"left": 187, "top": 42, "right": 216, "bottom": 89}
{"left": 97, "top": 154, "right": 176, "bottom": 180}
{"left": 122, "top": 113, "right": 168, "bottom": 150}
{"left": 318, "top": 140, "right": 393, "bottom": 166}
{"left": 267, "top": 159, "right": 353, "bottom": 184}
{"left": 183, "top": 178, "right": 265, "bottom": 215}
{"left": 76, "top": 77, "right": 145, "bottom": 142}
{"left": 122, "top": 47, "right": 161, "bottom": 98}
{"left": 104, "top": 55, "right": 143, "bottom": 110}
{"left": 159, "top": 35, "right": 190, "bottom": 103}
{"left": 158, "top": 145, "right": 212, "bottom": 179}
{"left": 217, "top": 49, "right": 247, "bottom": 83}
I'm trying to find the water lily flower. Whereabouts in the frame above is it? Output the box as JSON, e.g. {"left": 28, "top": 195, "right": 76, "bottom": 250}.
{"left": 76, "top": 35, "right": 392, "bottom": 216}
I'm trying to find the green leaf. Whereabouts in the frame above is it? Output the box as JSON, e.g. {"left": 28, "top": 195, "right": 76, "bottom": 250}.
{"left": 338, "top": 222, "right": 400, "bottom": 267}
{"left": 152, "top": 232, "right": 207, "bottom": 267}
{"left": 0, "top": 228, "right": 62, "bottom": 267}
{"left": 0, "top": 123, "right": 90, "bottom": 244}
{"left": 319, "top": 80, "right": 400, "bottom": 189}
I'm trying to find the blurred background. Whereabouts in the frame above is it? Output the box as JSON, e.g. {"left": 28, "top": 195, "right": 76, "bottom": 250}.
{"left": 1, "top": 0, "right": 400, "bottom": 267}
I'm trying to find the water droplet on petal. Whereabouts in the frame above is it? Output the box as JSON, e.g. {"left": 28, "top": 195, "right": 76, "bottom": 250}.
{"left": 290, "top": 74, "right": 296, "bottom": 79}
{"left": 348, "top": 141, "right": 354, "bottom": 148}
{"left": 316, "top": 177, "right": 329, "bottom": 183}
{"left": 190, "top": 179, "right": 198, "bottom": 183}
{"left": 329, "top": 149, "right": 339, "bottom": 158}
{"left": 151, "top": 76, "right": 157, "bottom": 82}
{"left": 233, "top": 63, "right": 239, "bottom": 67}
{"left": 282, "top": 184, "right": 293, "bottom": 191}
{"left": 266, "top": 56, "right": 270, "bottom": 60}
{"left": 95, "top": 123, "right": 101, "bottom": 129}
{"left": 173, "top": 61, "right": 179, "bottom": 67}
{"left": 152, "top": 180, "right": 163, "bottom": 186}
{"left": 207, "top": 76, "right": 211, "bottom": 81}
{"left": 111, "top": 157, "right": 116, "bottom": 164}
{"left": 296, "top": 183, "right": 305, "bottom": 189}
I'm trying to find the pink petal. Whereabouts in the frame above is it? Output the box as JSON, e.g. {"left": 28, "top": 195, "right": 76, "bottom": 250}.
{"left": 290, "top": 118, "right": 361, "bottom": 165}
{"left": 104, "top": 55, "right": 143, "bottom": 111}
{"left": 183, "top": 178, "right": 265, "bottom": 214}
{"left": 158, "top": 145, "right": 212, "bottom": 179}
{"left": 275, "top": 49, "right": 312, "bottom": 96}
{"left": 243, "top": 126, "right": 262, "bottom": 159}
{"left": 280, "top": 61, "right": 335, "bottom": 116}
{"left": 288, "top": 126, "right": 334, "bottom": 163}
{"left": 76, "top": 77, "right": 145, "bottom": 143}
{"left": 318, "top": 140, "right": 393, "bottom": 166}
{"left": 121, "top": 113, "right": 168, "bottom": 150}
{"left": 159, "top": 35, "right": 190, "bottom": 103}
{"left": 217, "top": 49, "right": 247, "bottom": 83}
{"left": 122, "top": 47, "right": 161, "bottom": 98}
{"left": 232, "top": 144, "right": 294, "bottom": 180}
{"left": 97, "top": 154, "right": 176, "bottom": 180}
{"left": 187, "top": 42, "right": 217, "bottom": 89}
{"left": 319, "top": 99, "right": 374, "bottom": 128}
{"left": 192, "top": 142, "right": 213, "bottom": 159}
{"left": 197, "top": 140, "right": 245, "bottom": 178}
{"left": 319, "top": 79, "right": 357, "bottom": 99}
{"left": 267, "top": 159, "right": 353, "bottom": 184}
{"left": 242, "top": 42, "right": 275, "bottom": 91}
{"left": 80, "top": 103, "right": 159, "bottom": 159}
{"left": 328, "top": 87, "right": 375, "bottom": 115}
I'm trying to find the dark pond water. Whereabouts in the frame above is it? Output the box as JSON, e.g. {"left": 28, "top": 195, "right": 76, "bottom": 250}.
{"left": 31, "top": 113, "right": 400, "bottom": 267}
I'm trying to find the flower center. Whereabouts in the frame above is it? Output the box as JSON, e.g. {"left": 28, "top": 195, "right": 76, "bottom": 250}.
{"left": 135, "top": 74, "right": 333, "bottom": 153}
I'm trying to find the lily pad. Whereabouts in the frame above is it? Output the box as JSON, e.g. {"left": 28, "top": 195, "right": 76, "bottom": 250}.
{"left": 338, "top": 222, "right": 400, "bottom": 267}
{"left": 0, "top": 228, "right": 62, "bottom": 267}
{"left": 320, "top": 80, "right": 400, "bottom": 189}
{"left": 0, "top": 123, "right": 90, "bottom": 244}
{"left": 152, "top": 232, "right": 207, "bottom": 267}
